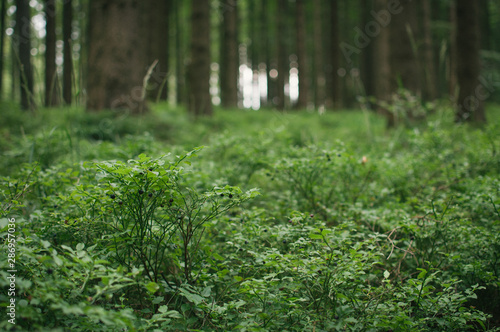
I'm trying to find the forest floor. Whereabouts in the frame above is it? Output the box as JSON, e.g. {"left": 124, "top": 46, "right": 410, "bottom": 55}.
{"left": 1, "top": 102, "right": 499, "bottom": 331}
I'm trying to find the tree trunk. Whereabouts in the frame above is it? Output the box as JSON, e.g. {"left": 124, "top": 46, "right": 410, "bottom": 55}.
{"left": 329, "top": 0, "right": 341, "bottom": 109}
{"left": 312, "top": 0, "right": 325, "bottom": 109}
{"left": 0, "top": 0, "right": 6, "bottom": 97}
{"left": 10, "top": 34, "right": 18, "bottom": 101}
{"left": 187, "top": 0, "right": 212, "bottom": 116}
{"left": 15, "top": 0, "right": 35, "bottom": 110}
{"left": 45, "top": 0, "right": 59, "bottom": 107}
{"left": 360, "top": 0, "right": 374, "bottom": 98}
{"left": 421, "top": 0, "right": 437, "bottom": 101}
{"left": 87, "top": 0, "right": 148, "bottom": 113}
{"left": 390, "top": 0, "right": 420, "bottom": 95}
{"left": 63, "top": 0, "right": 73, "bottom": 105}
{"left": 276, "top": 0, "right": 288, "bottom": 110}
{"left": 257, "top": 0, "right": 266, "bottom": 106}
{"left": 455, "top": 0, "right": 486, "bottom": 123}
{"left": 373, "top": 0, "right": 393, "bottom": 127}
{"left": 479, "top": 0, "right": 491, "bottom": 51}
{"left": 220, "top": 0, "right": 238, "bottom": 108}
{"left": 174, "top": 0, "right": 185, "bottom": 105}
{"left": 295, "top": 0, "right": 308, "bottom": 109}
{"left": 146, "top": 0, "right": 170, "bottom": 101}
{"left": 249, "top": 0, "right": 256, "bottom": 72}
{"left": 449, "top": 0, "right": 458, "bottom": 101}
{"left": 265, "top": 0, "right": 276, "bottom": 107}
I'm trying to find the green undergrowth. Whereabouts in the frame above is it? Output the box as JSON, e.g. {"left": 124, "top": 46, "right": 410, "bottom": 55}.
{"left": 1, "top": 102, "right": 499, "bottom": 331}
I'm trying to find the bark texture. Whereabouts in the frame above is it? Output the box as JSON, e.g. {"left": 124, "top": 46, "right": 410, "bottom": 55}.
{"left": 390, "top": 0, "right": 420, "bottom": 94}
{"left": 63, "top": 0, "right": 72, "bottom": 105}
{"left": 220, "top": 0, "right": 239, "bottom": 108}
{"left": 373, "top": 0, "right": 393, "bottom": 127}
{"left": 187, "top": 0, "right": 212, "bottom": 116}
{"left": 146, "top": 0, "right": 170, "bottom": 101}
{"left": 45, "top": 0, "right": 59, "bottom": 107}
{"left": 295, "top": 0, "right": 308, "bottom": 109}
{"left": 276, "top": 0, "right": 288, "bottom": 110}
{"left": 15, "top": 0, "right": 35, "bottom": 110}
{"left": 87, "top": 0, "right": 148, "bottom": 113}
{"left": 312, "top": 0, "right": 325, "bottom": 108}
{"left": 455, "top": 0, "right": 486, "bottom": 123}
{"left": 421, "top": 0, "right": 437, "bottom": 100}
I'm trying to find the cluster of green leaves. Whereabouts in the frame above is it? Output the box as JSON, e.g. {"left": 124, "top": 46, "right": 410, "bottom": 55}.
{"left": 1, "top": 104, "right": 499, "bottom": 331}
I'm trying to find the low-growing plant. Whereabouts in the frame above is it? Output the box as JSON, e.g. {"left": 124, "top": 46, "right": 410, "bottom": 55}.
{"left": 66, "top": 148, "right": 259, "bottom": 288}
{"left": 271, "top": 145, "right": 375, "bottom": 221}
{"left": 0, "top": 227, "right": 149, "bottom": 331}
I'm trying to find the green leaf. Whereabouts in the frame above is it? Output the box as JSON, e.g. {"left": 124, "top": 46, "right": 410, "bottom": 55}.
{"left": 179, "top": 288, "right": 204, "bottom": 305}
{"left": 309, "top": 233, "right": 322, "bottom": 240}
{"left": 145, "top": 282, "right": 159, "bottom": 294}
{"left": 53, "top": 255, "right": 63, "bottom": 266}
{"left": 0, "top": 218, "right": 9, "bottom": 229}
{"left": 152, "top": 296, "right": 163, "bottom": 304}
{"left": 212, "top": 252, "right": 225, "bottom": 261}
{"left": 76, "top": 243, "right": 85, "bottom": 251}
{"left": 41, "top": 240, "right": 51, "bottom": 248}
{"left": 417, "top": 268, "right": 427, "bottom": 280}
{"left": 201, "top": 286, "right": 212, "bottom": 297}
{"left": 384, "top": 270, "right": 390, "bottom": 279}
{"left": 158, "top": 305, "right": 169, "bottom": 313}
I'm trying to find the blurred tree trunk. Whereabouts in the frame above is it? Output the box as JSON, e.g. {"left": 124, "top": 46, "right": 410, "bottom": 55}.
{"left": 479, "top": 0, "right": 491, "bottom": 50}
{"left": 10, "top": 35, "right": 18, "bottom": 101}
{"left": 431, "top": 0, "right": 445, "bottom": 98}
{"left": 328, "top": 0, "right": 341, "bottom": 109}
{"left": 174, "top": 0, "right": 185, "bottom": 105}
{"left": 249, "top": 0, "right": 256, "bottom": 72}
{"left": 276, "top": 0, "right": 288, "bottom": 110}
{"left": 187, "top": 0, "right": 212, "bottom": 116}
{"left": 265, "top": 0, "right": 276, "bottom": 107}
{"left": 390, "top": 0, "right": 420, "bottom": 95}
{"left": 15, "top": 0, "right": 35, "bottom": 110}
{"left": 63, "top": 0, "right": 73, "bottom": 105}
{"left": 312, "top": 0, "right": 325, "bottom": 109}
{"left": 220, "top": 0, "right": 239, "bottom": 108}
{"left": 44, "top": 0, "right": 59, "bottom": 107}
{"left": 421, "top": 0, "right": 437, "bottom": 101}
{"left": 449, "top": 0, "right": 457, "bottom": 101}
{"left": 257, "top": 0, "right": 267, "bottom": 106}
{"left": 295, "top": 0, "right": 308, "bottom": 109}
{"left": 146, "top": 0, "right": 170, "bottom": 101}
{"left": 360, "top": 0, "right": 374, "bottom": 98}
{"left": 373, "top": 0, "right": 393, "bottom": 127}
{"left": 0, "top": 0, "right": 6, "bottom": 97}
{"left": 87, "top": 0, "right": 148, "bottom": 113}
{"left": 455, "top": 0, "right": 486, "bottom": 123}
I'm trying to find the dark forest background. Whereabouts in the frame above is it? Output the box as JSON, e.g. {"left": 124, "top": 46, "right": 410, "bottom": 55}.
{"left": 1, "top": 0, "right": 499, "bottom": 125}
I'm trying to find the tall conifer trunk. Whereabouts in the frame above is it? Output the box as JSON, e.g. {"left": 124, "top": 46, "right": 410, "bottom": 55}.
{"left": 276, "top": 0, "right": 288, "bottom": 110}
{"left": 390, "top": 0, "right": 420, "bottom": 95}
{"left": 220, "top": 0, "right": 239, "bottom": 108}
{"left": 45, "top": 0, "right": 59, "bottom": 107}
{"left": 63, "top": 0, "right": 73, "bottom": 105}
{"left": 373, "top": 0, "right": 393, "bottom": 127}
{"left": 455, "top": 0, "right": 486, "bottom": 123}
{"left": 187, "top": 0, "right": 212, "bottom": 116}
{"left": 87, "top": 0, "right": 148, "bottom": 113}
{"left": 0, "top": 0, "right": 6, "bottom": 97}
{"left": 15, "top": 0, "right": 35, "bottom": 110}
{"left": 421, "top": 0, "right": 437, "bottom": 101}
{"left": 146, "top": 0, "right": 170, "bottom": 101}
{"left": 295, "top": 0, "right": 308, "bottom": 109}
